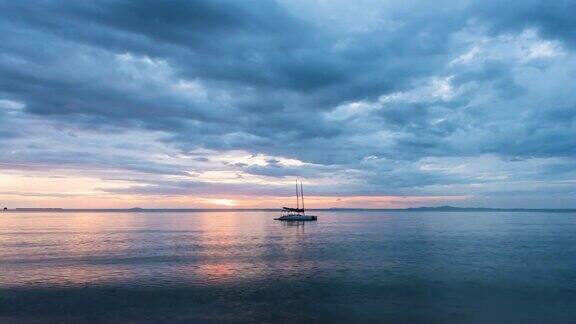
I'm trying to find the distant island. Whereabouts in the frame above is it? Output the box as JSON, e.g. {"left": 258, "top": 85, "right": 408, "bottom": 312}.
{"left": 2, "top": 205, "right": 576, "bottom": 213}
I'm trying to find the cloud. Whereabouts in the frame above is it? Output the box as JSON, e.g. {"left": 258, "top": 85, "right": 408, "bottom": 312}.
{"left": 1, "top": 0, "right": 576, "bottom": 207}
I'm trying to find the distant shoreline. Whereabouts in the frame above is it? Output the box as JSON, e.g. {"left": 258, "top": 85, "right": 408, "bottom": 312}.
{"left": 3, "top": 206, "right": 576, "bottom": 213}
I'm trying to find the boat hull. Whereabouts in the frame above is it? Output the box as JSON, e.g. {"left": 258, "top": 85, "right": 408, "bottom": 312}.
{"left": 275, "top": 215, "right": 317, "bottom": 221}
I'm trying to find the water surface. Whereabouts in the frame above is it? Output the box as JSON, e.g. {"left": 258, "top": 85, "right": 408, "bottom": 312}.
{"left": 1, "top": 211, "right": 575, "bottom": 323}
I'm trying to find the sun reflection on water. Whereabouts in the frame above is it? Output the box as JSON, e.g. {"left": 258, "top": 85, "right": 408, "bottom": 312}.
{"left": 0, "top": 211, "right": 318, "bottom": 288}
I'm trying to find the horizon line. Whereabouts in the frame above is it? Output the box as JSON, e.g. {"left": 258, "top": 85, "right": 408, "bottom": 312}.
{"left": 3, "top": 206, "right": 576, "bottom": 213}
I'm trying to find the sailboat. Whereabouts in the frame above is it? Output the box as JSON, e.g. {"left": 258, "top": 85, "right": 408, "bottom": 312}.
{"left": 275, "top": 180, "right": 317, "bottom": 221}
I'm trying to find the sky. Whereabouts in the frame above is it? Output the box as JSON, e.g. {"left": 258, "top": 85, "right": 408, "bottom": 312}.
{"left": 1, "top": 0, "right": 575, "bottom": 209}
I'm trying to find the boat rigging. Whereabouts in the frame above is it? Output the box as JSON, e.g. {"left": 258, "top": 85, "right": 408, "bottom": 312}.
{"left": 275, "top": 180, "right": 317, "bottom": 221}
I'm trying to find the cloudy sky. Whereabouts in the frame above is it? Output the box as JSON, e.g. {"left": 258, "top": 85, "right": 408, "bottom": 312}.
{"left": 1, "top": 0, "right": 575, "bottom": 208}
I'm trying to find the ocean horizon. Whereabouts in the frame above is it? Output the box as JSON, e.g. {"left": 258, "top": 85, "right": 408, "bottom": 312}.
{"left": 4, "top": 206, "right": 576, "bottom": 212}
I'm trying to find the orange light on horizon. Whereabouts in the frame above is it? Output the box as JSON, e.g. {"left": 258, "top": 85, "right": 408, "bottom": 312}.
{"left": 0, "top": 170, "right": 472, "bottom": 209}
{"left": 202, "top": 198, "right": 238, "bottom": 207}
{"left": 0, "top": 193, "right": 472, "bottom": 209}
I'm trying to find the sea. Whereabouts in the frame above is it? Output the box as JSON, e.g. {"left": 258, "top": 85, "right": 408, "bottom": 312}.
{"left": 1, "top": 210, "right": 575, "bottom": 323}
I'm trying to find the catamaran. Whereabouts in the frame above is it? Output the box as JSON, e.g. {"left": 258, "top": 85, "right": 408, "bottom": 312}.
{"left": 275, "top": 180, "right": 317, "bottom": 221}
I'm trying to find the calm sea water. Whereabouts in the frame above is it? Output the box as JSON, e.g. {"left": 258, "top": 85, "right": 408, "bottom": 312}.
{"left": 1, "top": 211, "right": 575, "bottom": 323}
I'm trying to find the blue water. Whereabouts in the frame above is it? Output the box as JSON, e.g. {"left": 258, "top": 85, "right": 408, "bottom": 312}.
{"left": 1, "top": 211, "right": 575, "bottom": 323}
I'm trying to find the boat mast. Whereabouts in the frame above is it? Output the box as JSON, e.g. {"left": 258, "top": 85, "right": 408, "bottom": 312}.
{"left": 295, "top": 179, "right": 299, "bottom": 210}
{"left": 300, "top": 181, "right": 305, "bottom": 215}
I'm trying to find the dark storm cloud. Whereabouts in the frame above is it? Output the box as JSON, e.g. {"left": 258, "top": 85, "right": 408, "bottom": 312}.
{"left": 474, "top": 0, "right": 576, "bottom": 48}
{"left": 0, "top": 129, "right": 19, "bottom": 139}
{"left": 0, "top": 0, "right": 450, "bottom": 132}
{"left": 0, "top": 150, "right": 187, "bottom": 176}
{"left": 1, "top": 0, "right": 576, "bottom": 204}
